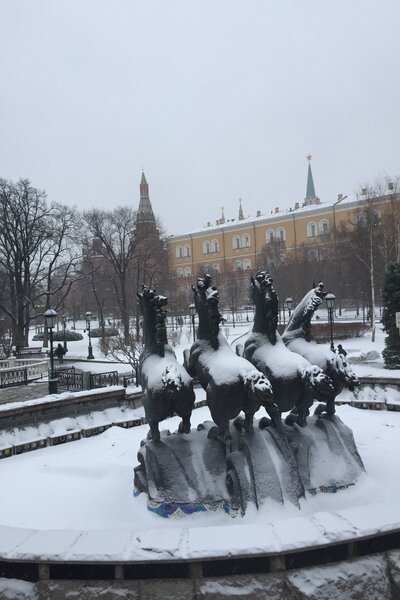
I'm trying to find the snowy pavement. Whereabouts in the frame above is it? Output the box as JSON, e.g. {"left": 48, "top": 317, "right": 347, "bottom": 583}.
{"left": 0, "top": 403, "right": 399, "bottom": 562}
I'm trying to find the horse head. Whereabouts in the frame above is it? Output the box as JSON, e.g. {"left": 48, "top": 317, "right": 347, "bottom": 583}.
{"left": 137, "top": 286, "right": 168, "bottom": 356}
{"left": 283, "top": 282, "right": 326, "bottom": 343}
{"left": 251, "top": 271, "right": 279, "bottom": 343}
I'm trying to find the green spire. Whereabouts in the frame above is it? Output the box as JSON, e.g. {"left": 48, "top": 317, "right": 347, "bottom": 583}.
{"left": 306, "top": 160, "right": 316, "bottom": 199}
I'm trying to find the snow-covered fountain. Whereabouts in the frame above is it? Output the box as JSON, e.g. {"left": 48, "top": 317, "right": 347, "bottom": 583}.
{"left": 134, "top": 274, "right": 364, "bottom": 518}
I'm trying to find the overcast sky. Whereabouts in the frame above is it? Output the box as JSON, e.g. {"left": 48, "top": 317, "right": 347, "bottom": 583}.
{"left": 1, "top": 1, "right": 399, "bottom": 235}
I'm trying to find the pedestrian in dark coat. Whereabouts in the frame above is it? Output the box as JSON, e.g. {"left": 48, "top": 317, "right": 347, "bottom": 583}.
{"left": 54, "top": 343, "right": 65, "bottom": 363}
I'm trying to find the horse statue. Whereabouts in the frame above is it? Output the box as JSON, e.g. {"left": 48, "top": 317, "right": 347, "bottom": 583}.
{"left": 186, "top": 275, "right": 274, "bottom": 441}
{"left": 243, "top": 271, "right": 335, "bottom": 427}
{"left": 282, "top": 282, "right": 358, "bottom": 415}
{"left": 137, "top": 285, "right": 195, "bottom": 441}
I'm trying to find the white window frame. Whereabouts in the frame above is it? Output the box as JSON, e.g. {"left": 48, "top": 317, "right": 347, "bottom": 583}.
{"left": 211, "top": 239, "right": 219, "bottom": 253}
{"left": 307, "top": 222, "right": 317, "bottom": 238}
{"left": 184, "top": 267, "right": 191, "bottom": 277}
{"left": 212, "top": 263, "right": 220, "bottom": 273}
{"left": 183, "top": 244, "right": 190, "bottom": 257}
{"left": 243, "top": 259, "right": 251, "bottom": 270}
{"left": 276, "top": 227, "right": 285, "bottom": 242}
{"left": 242, "top": 234, "right": 250, "bottom": 248}
{"left": 234, "top": 260, "right": 242, "bottom": 271}
{"left": 203, "top": 240, "right": 210, "bottom": 254}
{"left": 233, "top": 235, "right": 241, "bottom": 250}
{"left": 176, "top": 246, "right": 182, "bottom": 259}
{"left": 177, "top": 268, "right": 184, "bottom": 277}
{"left": 266, "top": 230, "right": 274, "bottom": 244}
{"left": 319, "top": 220, "right": 329, "bottom": 235}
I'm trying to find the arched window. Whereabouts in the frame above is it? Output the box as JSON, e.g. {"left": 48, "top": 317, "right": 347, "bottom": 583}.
{"left": 184, "top": 267, "right": 192, "bottom": 277}
{"left": 243, "top": 259, "right": 251, "bottom": 270}
{"left": 234, "top": 260, "right": 242, "bottom": 271}
{"left": 308, "top": 249, "right": 319, "bottom": 262}
{"left": 177, "top": 268, "right": 184, "bottom": 277}
{"left": 319, "top": 220, "right": 329, "bottom": 235}
{"left": 242, "top": 234, "right": 250, "bottom": 248}
{"left": 203, "top": 264, "right": 211, "bottom": 273}
{"left": 183, "top": 244, "right": 190, "bottom": 257}
{"left": 266, "top": 230, "right": 274, "bottom": 244}
{"left": 176, "top": 246, "right": 182, "bottom": 258}
{"left": 233, "top": 235, "right": 241, "bottom": 250}
{"left": 307, "top": 222, "right": 317, "bottom": 237}
{"left": 276, "top": 227, "right": 285, "bottom": 242}
{"left": 211, "top": 239, "right": 219, "bottom": 253}
{"left": 203, "top": 240, "right": 210, "bottom": 254}
{"left": 212, "top": 263, "right": 220, "bottom": 273}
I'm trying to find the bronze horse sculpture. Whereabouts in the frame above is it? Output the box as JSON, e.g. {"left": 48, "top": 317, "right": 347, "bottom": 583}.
{"left": 186, "top": 275, "right": 274, "bottom": 441}
{"left": 137, "top": 285, "right": 195, "bottom": 441}
{"left": 282, "top": 282, "right": 358, "bottom": 415}
{"left": 243, "top": 271, "right": 335, "bottom": 427}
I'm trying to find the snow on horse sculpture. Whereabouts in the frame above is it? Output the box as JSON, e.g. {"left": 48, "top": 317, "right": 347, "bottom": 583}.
{"left": 137, "top": 285, "right": 195, "bottom": 441}
{"left": 282, "top": 282, "right": 358, "bottom": 416}
{"left": 243, "top": 271, "right": 335, "bottom": 427}
{"left": 186, "top": 274, "right": 274, "bottom": 441}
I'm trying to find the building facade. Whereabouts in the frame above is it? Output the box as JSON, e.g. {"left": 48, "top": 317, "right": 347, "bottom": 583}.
{"left": 167, "top": 160, "right": 394, "bottom": 281}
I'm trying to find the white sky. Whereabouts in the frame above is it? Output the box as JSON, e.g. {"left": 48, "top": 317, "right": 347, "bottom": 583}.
{"left": 1, "top": 0, "right": 399, "bottom": 235}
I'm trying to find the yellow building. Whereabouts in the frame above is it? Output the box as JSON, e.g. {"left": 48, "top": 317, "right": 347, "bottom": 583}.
{"left": 167, "top": 160, "right": 394, "bottom": 280}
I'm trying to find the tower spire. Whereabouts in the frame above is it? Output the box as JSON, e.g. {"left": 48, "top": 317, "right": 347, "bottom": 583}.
{"left": 304, "top": 155, "right": 319, "bottom": 205}
{"left": 137, "top": 170, "right": 155, "bottom": 224}
{"left": 238, "top": 198, "right": 244, "bottom": 221}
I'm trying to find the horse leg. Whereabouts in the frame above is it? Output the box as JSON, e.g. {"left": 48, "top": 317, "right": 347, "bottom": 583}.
{"left": 243, "top": 411, "right": 255, "bottom": 433}
{"left": 148, "top": 421, "right": 160, "bottom": 442}
{"left": 178, "top": 412, "right": 191, "bottom": 434}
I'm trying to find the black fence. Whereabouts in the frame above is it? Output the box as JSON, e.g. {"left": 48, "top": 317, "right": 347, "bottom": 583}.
{"left": 89, "top": 371, "right": 118, "bottom": 389}
{"left": 0, "top": 367, "right": 28, "bottom": 388}
{"left": 55, "top": 367, "right": 84, "bottom": 392}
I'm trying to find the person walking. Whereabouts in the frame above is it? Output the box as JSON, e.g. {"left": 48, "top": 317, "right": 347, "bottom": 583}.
{"left": 54, "top": 343, "right": 65, "bottom": 364}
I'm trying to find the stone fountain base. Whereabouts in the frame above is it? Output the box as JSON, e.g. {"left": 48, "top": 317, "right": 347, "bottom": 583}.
{"left": 134, "top": 414, "right": 365, "bottom": 517}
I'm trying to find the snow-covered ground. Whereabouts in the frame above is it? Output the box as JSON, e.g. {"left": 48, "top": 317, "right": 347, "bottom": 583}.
{"left": 0, "top": 317, "right": 396, "bottom": 561}
{"left": 0, "top": 402, "right": 399, "bottom": 561}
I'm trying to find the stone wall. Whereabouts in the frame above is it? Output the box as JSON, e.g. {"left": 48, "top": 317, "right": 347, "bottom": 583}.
{"left": 1, "top": 551, "right": 399, "bottom": 600}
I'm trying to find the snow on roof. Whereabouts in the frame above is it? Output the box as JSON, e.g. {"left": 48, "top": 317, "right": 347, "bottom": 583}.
{"left": 170, "top": 194, "right": 361, "bottom": 240}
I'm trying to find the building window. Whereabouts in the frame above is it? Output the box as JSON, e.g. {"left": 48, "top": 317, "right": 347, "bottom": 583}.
{"left": 176, "top": 246, "right": 182, "bottom": 258}
{"left": 242, "top": 234, "right": 250, "bottom": 248}
{"left": 308, "top": 249, "right": 319, "bottom": 262}
{"left": 243, "top": 259, "right": 251, "bottom": 270}
{"left": 234, "top": 260, "right": 242, "bottom": 271}
{"left": 203, "top": 264, "right": 211, "bottom": 273}
{"left": 211, "top": 239, "right": 219, "bottom": 253}
{"left": 183, "top": 244, "right": 190, "bottom": 257}
{"left": 233, "top": 235, "right": 241, "bottom": 250}
{"left": 203, "top": 240, "right": 210, "bottom": 254}
{"left": 177, "top": 268, "right": 184, "bottom": 277}
{"left": 184, "top": 267, "right": 192, "bottom": 277}
{"left": 276, "top": 227, "right": 285, "bottom": 241}
{"left": 212, "top": 263, "right": 220, "bottom": 273}
{"left": 319, "top": 220, "right": 329, "bottom": 235}
{"left": 307, "top": 222, "right": 317, "bottom": 237}
{"left": 266, "top": 230, "right": 274, "bottom": 244}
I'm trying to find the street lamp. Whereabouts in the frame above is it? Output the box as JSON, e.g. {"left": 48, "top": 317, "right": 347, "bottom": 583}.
{"left": 189, "top": 303, "right": 196, "bottom": 343}
{"left": 85, "top": 311, "right": 94, "bottom": 360}
{"left": 62, "top": 314, "right": 68, "bottom": 354}
{"left": 325, "top": 293, "right": 336, "bottom": 352}
{"left": 44, "top": 308, "right": 58, "bottom": 394}
{"left": 285, "top": 296, "right": 294, "bottom": 321}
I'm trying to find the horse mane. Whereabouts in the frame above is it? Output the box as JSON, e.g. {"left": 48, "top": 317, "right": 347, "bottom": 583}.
{"left": 283, "top": 282, "right": 326, "bottom": 342}
{"left": 137, "top": 285, "right": 168, "bottom": 357}
{"left": 251, "top": 270, "right": 279, "bottom": 344}
{"left": 193, "top": 274, "right": 222, "bottom": 348}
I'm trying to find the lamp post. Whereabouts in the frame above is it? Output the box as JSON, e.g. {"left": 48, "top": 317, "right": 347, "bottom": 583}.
{"left": 44, "top": 308, "right": 58, "bottom": 394}
{"left": 85, "top": 311, "right": 94, "bottom": 359}
{"left": 189, "top": 303, "right": 196, "bottom": 343}
{"left": 285, "top": 296, "right": 293, "bottom": 322}
{"left": 62, "top": 314, "right": 68, "bottom": 354}
{"left": 325, "top": 293, "right": 336, "bottom": 352}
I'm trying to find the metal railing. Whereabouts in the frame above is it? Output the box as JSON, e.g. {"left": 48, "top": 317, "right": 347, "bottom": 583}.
{"left": 89, "top": 370, "right": 118, "bottom": 389}
{"left": 0, "top": 366, "right": 28, "bottom": 388}
{"left": 55, "top": 367, "right": 84, "bottom": 392}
